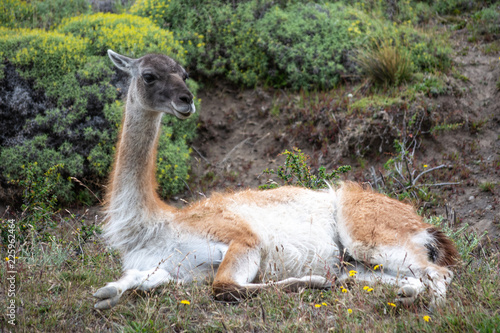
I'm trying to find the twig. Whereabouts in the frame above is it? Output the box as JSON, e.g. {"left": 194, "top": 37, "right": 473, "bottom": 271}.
{"left": 190, "top": 145, "right": 210, "bottom": 164}
{"left": 394, "top": 162, "right": 407, "bottom": 182}
{"left": 70, "top": 177, "right": 102, "bottom": 205}
{"left": 260, "top": 303, "right": 266, "bottom": 324}
{"left": 390, "top": 175, "right": 406, "bottom": 190}
{"left": 181, "top": 179, "right": 193, "bottom": 198}
{"left": 379, "top": 170, "right": 386, "bottom": 188}
{"left": 413, "top": 182, "right": 461, "bottom": 188}
{"left": 404, "top": 157, "right": 414, "bottom": 185}
{"left": 412, "top": 164, "right": 450, "bottom": 185}
{"left": 253, "top": 132, "right": 271, "bottom": 146}
{"left": 218, "top": 137, "right": 252, "bottom": 166}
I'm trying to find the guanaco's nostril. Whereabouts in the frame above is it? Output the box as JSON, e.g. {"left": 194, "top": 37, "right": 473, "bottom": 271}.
{"left": 179, "top": 95, "right": 192, "bottom": 105}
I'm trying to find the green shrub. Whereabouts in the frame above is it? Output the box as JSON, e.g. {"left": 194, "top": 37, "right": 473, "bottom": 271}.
{"left": 0, "top": 27, "right": 89, "bottom": 96}
{"left": 411, "top": 74, "right": 448, "bottom": 96}
{"left": 468, "top": 5, "right": 500, "bottom": 40}
{"left": 0, "top": 163, "right": 61, "bottom": 247}
{"left": 132, "top": 0, "right": 452, "bottom": 90}
{"left": 131, "top": 0, "right": 264, "bottom": 85}
{"left": 0, "top": 14, "right": 198, "bottom": 203}
{"left": 254, "top": 3, "right": 361, "bottom": 89}
{"left": 156, "top": 131, "right": 192, "bottom": 197}
{"left": 0, "top": 0, "right": 90, "bottom": 29}
{"left": 430, "top": 0, "right": 476, "bottom": 15}
{"left": 350, "top": 0, "right": 476, "bottom": 18}
{"left": 56, "top": 13, "right": 185, "bottom": 60}
{"left": 0, "top": 0, "right": 32, "bottom": 29}
{"left": 260, "top": 148, "right": 351, "bottom": 190}
{"left": 132, "top": 0, "right": 365, "bottom": 89}
{"left": 0, "top": 136, "right": 84, "bottom": 202}
{"left": 407, "top": 33, "right": 452, "bottom": 73}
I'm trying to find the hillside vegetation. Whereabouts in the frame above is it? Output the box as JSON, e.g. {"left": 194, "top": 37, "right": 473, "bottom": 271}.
{"left": 1, "top": 0, "right": 499, "bottom": 331}
{"left": 0, "top": 0, "right": 459, "bottom": 203}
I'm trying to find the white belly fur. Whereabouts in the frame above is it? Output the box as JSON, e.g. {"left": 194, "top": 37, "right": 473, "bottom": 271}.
{"left": 230, "top": 190, "right": 341, "bottom": 281}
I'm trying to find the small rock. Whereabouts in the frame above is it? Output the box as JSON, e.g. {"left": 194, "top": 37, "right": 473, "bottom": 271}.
{"left": 469, "top": 196, "right": 475, "bottom": 201}
{"left": 485, "top": 205, "right": 493, "bottom": 211}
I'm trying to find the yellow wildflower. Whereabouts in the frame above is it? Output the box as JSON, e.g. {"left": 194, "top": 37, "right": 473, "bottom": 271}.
{"left": 315, "top": 304, "right": 322, "bottom": 308}
{"left": 347, "top": 308, "right": 353, "bottom": 314}
{"left": 388, "top": 302, "right": 396, "bottom": 307}
{"left": 373, "top": 264, "right": 382, "bottom": 270}
{"left": 322, "top": 302, "right": 327, "bottom": 306}
{"left": 349, "top": 270, "right": 357, "bottom": 277}
{"left": 423, "top": 315, "right": 431, "bottom": 322}
{"left": 180, "top": 300, "right": 190, "bottom": 305}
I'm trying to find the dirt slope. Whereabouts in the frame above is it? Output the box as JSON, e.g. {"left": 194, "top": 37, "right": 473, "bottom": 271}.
{"left": 188, "top": 29, "right": 500, "bottom": 243}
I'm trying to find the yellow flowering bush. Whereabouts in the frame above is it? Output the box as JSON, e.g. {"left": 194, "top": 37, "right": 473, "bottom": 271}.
{"left": 56, "top": 13, "right": 185, "bottom": 62}
{"left": 0, "top": 13, "right": 197, "bottom": 202}
{"left": 130, "top": 0, "right": 175, "bottom": 27}
{"left": 0, "top": 0, "right": 90, "bottom": 29}
{"left": 0, "top": 0, "right": 32, "bottom": 28}
{"left": 0, "top": 27, "right": 88, "bottom": 93}
{"left": 156, "top": 121, "right": 194, "bottom": 197}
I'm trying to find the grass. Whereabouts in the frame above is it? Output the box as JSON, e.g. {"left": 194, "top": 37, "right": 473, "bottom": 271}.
{"left": 357, "top": 39, "right": 414, "bottom": 87}
{"left": 479, "top": 181, "right": 496, "bottom": 193}
{"left": 1, "top": 207, "right": 499, "bottom": 332}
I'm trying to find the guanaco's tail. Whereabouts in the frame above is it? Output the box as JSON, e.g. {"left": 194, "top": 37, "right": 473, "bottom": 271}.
{"left": 425, "top": 227, "right": 459, "bottom": 267}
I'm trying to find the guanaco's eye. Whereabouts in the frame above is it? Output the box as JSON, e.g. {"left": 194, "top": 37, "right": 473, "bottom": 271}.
{"left": 142, "top": 73, "right": 156, "bottom": 84}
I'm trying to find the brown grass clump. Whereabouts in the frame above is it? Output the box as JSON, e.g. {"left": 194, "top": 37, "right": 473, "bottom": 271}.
{"left": 357, "top": 39, "right": 413, "bottom": 87}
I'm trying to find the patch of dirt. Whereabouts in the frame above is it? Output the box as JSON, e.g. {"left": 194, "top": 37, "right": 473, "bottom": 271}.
{"left": 190, "top": 85, "right": 283, "bottom": 192}
{"left": 426, "top": 30, "right": 500, "bottom": 239}
{"left": 187, "top": 29, "right": 500, "bottom": 243}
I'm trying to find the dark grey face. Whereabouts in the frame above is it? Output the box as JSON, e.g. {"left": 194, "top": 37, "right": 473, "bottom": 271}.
{"left": 136, "top": 54, "right": 194, "bottom": 119}
{"left": 107, "top": 50, "right": 196, "bottom": 119}
{"left": 136, "top": 54, "right": 194, "bottom": 118}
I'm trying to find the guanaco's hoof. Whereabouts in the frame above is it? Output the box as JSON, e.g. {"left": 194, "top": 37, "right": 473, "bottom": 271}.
{"left": 93, "top": 286, "right": 119, "bottom": 299}
{"left": 94, "top": 295, "right": 121, "bottom": 310}
{"left": 396, "top": 285, "right": 417, "bottom": 306}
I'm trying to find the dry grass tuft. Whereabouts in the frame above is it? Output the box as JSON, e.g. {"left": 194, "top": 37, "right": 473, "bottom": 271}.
{"left": 357, "top": 39, "right": 413, "bottom": 87}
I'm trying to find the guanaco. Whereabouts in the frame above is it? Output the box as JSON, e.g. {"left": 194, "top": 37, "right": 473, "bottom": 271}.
{"left": 93, "top": 50, "right": 457, "bottom": 310}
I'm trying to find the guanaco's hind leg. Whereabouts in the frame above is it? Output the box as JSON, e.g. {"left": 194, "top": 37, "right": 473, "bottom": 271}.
{"left": 212, "top": 241, "right": 262, "bottom": 301}
{"left": 338, "top": 183, "right": 456, "bottom": 308}
{"left": 335, "top": 264, "right": 426, "bottom": 304}
{"left": 93, "top": 268, "right": 173, "bottom": 309}
{"left": 335, "top": 250, "right": 453, "bottom": 309}
{"left": 212, "top": 242, "right": 331, "bottom": 301}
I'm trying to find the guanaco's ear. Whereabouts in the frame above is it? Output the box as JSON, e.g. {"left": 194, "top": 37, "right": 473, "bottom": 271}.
{"left": 107, "top": 49, "right": 137, "bottom": 75}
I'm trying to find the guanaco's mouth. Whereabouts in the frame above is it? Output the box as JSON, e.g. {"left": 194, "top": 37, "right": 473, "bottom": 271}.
{"left": 171, "top": 101, "right": 196, "bottom": 119}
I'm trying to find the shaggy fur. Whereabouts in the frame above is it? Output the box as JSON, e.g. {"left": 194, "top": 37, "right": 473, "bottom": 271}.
{"left": 93, "top": 50, "right": 457, "bottom": 310}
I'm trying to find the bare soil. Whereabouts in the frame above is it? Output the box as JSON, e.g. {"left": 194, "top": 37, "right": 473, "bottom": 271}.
{"left": 187, "top": 28, "right": 500, "bottom": 243}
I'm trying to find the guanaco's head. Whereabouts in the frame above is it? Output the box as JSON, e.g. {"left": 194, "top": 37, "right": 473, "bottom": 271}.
{"left": 107, "top": 49, "right": 195, "bottom": 119}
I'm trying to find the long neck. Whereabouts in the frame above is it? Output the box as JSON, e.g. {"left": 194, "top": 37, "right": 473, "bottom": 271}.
{"left": 107, "top": 95, "right": 171, "bottom": 219}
